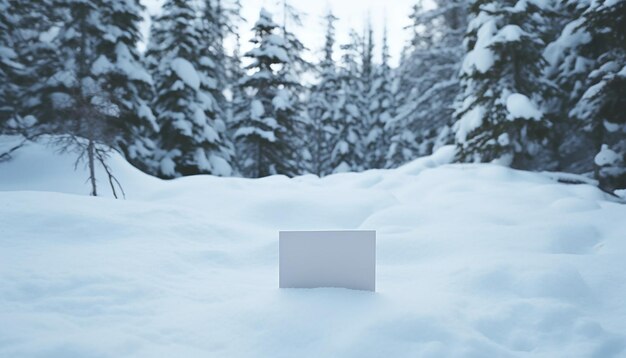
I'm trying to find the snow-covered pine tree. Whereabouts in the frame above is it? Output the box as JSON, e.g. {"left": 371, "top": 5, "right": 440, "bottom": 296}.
{"left": 277, "top": 0, "right": 310, "bottom": 174}
{"left": 232, "top": 9, "right": 299, "bottom": 178}
{"left": 147, "top": 0, "right": 232, "bottom": 178}
{"left": 359, "top": 21, "right": 376, "bottom": 170}
{"left": 31, "top": 0, "right": 119, "bottom": 134}
{"left": 366, "top": 24, "right": 396, "bottom": 169}
{"left": 572, "top": 0, "right": 626, "bottom": 191}
{"left": 362, "top": 21, "right": 375, "bottom": 95}
{"left": 307, "top": 10, "right": 340, "bottom": 176}
{"left": 1, "top": 0, "right": 65, "bottom": 139}
{"left": 92, "top": 0, "right": 159, "bottom": 174}
{"left": 228, "top": 35, "right": 247, "bottom": 176}
{"left": 387, "top": 0, "right": 468, "bottom": 168}
{"left": 453, "top": 0, "right": 555, "bottom": 170}
{"left": 330, "top": 30, "right": 366, "bottom": 173}
{"left": 215, "top": 0, "right": 245, "bottom": 175}
{"left": 14, "top": 0, "right": 136, "bottom": 196}
{"left": 8, "top": 0, "right": 157, "bottom": 174}
{"left": 196, "top": 0, "right": 237, "bottom": 175}
{"left": 543, "top": 0, "right": 596, "bottom": 174}
{"left": 8, "top": 0, "right": 59, "bottom": 133}
{"left": 0, "top": 0, "right": 23, "bottom": 132}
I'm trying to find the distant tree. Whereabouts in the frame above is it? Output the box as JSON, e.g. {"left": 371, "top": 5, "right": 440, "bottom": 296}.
{"left": 388, "top": 0, "right": 468, "bottom": 168}
{"left": 330, "top": 30, "right": 366, "bottom": 173}
{"left": 367, "top": 24, "right": 396, "bottom": 169}
{"left": 0, "top": 0, "right": 23, "bottom": 132}
{"left": 277, "top": 0, "right": 310, "bottom": 174}
{"left": 197, "top": 0, "right": 238, "bottom": 174}
{"left": 232, "top": 9, "right": 299, "bottom": 178}
{"left": 362, "top": 20, "right": 375, "bottom": 95}
{"left": 307, "top": 10, "right": 340, "bottom": 176}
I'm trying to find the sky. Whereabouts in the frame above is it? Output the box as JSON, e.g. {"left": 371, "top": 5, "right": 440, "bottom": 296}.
{"left": 141, "top": 0, "right": 424, "bottom": 67}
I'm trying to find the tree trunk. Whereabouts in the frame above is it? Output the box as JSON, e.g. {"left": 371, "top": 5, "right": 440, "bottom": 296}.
{"left": 88, "top": 139, "right": 97, "bottom": 196}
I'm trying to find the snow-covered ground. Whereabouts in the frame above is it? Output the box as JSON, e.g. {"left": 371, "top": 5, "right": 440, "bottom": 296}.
{"left": 1, "top": 137, "right": 625, "bottom": 357}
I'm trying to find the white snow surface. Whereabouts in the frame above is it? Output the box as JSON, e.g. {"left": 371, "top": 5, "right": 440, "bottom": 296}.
{"left": 1, "top": 137, "right": 626, "bottom": 357}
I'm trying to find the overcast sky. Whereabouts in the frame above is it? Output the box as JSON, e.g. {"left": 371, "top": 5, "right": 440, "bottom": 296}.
{"left": 141, "top": 0, "right": 427, "bottom": 67}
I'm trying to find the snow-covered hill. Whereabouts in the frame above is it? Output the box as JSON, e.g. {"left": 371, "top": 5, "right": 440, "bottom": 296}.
{"left": 1, "top": 137, "right": 625, "bottom": 357}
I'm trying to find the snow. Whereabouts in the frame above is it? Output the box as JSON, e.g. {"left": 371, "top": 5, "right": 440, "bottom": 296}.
{"left": 171, "top": 58, "right": 200, "bottom": 90}
{"left": 116, "top": 43, "right": 153, "bottom": 85}
{"left": 138, "top": 102, "right": 158, "bottom": 132}
{"left": 272, "top": 89, "right": 290, "bottom": 111}
{"left": 91, "top": 55, "right": 115, "bottom": 75}
{"left": 251, "top": 99, "right": 265, "bottom": 120}
{"left": 492, "top": 25, "right": 526, "bottom": 43}
{"left": 159, "top": 155, "right": 177, "bottom": 177}
{"left": 203, "top": 124, "right": 219, "bottom": 143}
{"left": 0, "top": 45, "right": 17, "bottom": 59}
{"left": 461, "top": 20, "right": 496, "bottom": 74}
{"left": 454, "top": 105, "right": 485, "bottom": 143}
{"left": 506, "top": 93, "right": 542, "bottom": 120}
{"left": 193, "top": 107, "right": 206, "bottom": 126}
{"left": 234, "top": 127, "right": 276, "bottom": 142}
{"left": 1, "top": 137, "right": 626, "bottom": 357}
{"left": 209, "top": 154, "right": 233, "bottom": 177}
{"left": 38, "top": 26, "right": 60, "bottom": 43}
{"left": 595, "top": 144, "right": 621, "bottom": 167}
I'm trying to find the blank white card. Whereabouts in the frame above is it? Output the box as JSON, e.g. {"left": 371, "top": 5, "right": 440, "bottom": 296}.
{"left": 279, "top": 230, "right": 376, "bottom": 292}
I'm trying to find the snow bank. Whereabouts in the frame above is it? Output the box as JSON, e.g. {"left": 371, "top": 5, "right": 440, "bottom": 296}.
{"left": 1, "top": 138, "right": 625, "bottom": 357}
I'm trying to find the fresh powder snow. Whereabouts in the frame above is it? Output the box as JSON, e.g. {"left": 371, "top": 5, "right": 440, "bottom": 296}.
{"left": 0, "top": 138, "right": 625, "bottom": 357}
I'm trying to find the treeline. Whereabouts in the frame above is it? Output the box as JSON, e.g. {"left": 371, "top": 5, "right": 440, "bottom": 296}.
{"left": 0, "top": 0, "right": 624, "bottom": 192}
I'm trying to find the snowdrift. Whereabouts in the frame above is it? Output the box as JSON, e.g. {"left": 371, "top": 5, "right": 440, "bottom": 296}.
{"left": 1, "top": 137, "right": 625, "bottom": 357}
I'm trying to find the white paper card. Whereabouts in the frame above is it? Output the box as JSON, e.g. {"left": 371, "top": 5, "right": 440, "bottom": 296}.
{"left": 279, "top": 230, "right": 376, "bottom": 291}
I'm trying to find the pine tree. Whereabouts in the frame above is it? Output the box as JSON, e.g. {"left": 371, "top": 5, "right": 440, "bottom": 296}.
{"left": 94, "top": 0, "right": 158, "bottom": 174}
{"left": 228, "top": 35, "right": 247, "bottom": 176}
{"left": 7, "top": 0, "right": 157, "bottom": 175}
{"left": 0, "top": 0, "right": 23, "bottom": 131}
{"left": 147, "top": 0, "right": 232, "bottom": 178}
{"left": 10, "top": 0, "right": 59, "bottom": 133}
{"left": 453, "top": 0, "right": 555, "bottom": 169}
{"left": 196, "top": 0, "right": 237, "bottom": 175}
{"left": 543, "top": 0, "right": 596, "bottom": 174}
{"left": 277, "top": 0, "right": 310, "bottom": 174}
{"left": 307, "top": 11, "right": 340, "bottom": 176}
{"left": 367, "top": 25, "right": 395, "bottom": 169}
{"left": 362, "top": 21, "right": 375, "bottom": 95}
{"left": 330, "top": 30, "right": 366, "bottom": 173}
{"left": 387, "top": 0, "right": 468, "bottom": 168}
{"left": 36, "top": 0, "right": 121, "bottom": 137}
{"left": 572, "top": 0, "right": 626, "bottom": 191}
{"left": 17, "top": 0, "right": 135, "bottom": 196}
{"left": 232, "top": 9, "right": 299, "bottom": 178}
{"left": 1, "top": 0, "right": 62, "bottom": 137}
